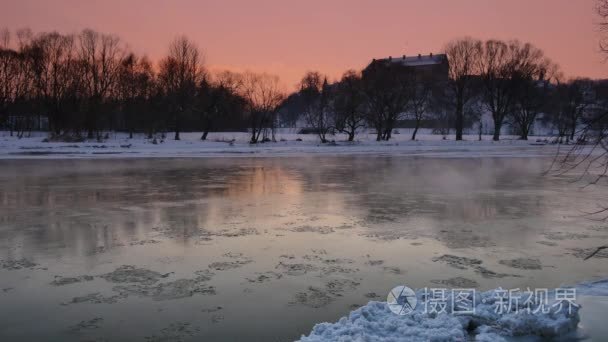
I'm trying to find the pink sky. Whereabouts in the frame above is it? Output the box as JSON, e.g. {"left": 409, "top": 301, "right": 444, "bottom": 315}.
{"left": 2, "top": 0, "right": 607, "bottom": 88}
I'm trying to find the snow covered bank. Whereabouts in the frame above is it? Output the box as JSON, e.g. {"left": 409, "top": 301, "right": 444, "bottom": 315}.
{"left": 0, "top": 131, "right": 564, "bottom": 159}
{"left": 299, "top": 280, "right": 608, "bottom": 342}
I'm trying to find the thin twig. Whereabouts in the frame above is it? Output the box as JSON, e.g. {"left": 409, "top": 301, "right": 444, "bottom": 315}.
{"left": 584, "top": 246, "right": 608, "bottom": 260}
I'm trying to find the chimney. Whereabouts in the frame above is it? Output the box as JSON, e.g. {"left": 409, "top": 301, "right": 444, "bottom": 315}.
{"left": 402, "top": 55, "right": 406, "bottom": 59}
{"left": 430, "top": 53, "right": 433, "bottom": 57}
{"left": 418, "top": 54, "right": 421, "bottom": 59}
{"left": 388, "top": 56, "right": 392, "bottom": 61}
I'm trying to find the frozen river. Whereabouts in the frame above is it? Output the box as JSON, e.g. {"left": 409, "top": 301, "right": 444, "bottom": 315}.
{"left": 0, "top": 156, "right": 607, "bottom": 341}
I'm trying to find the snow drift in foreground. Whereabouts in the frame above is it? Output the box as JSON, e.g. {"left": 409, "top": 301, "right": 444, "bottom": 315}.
{"left": 299, "top": 279, "right": 608, "bottom": 342}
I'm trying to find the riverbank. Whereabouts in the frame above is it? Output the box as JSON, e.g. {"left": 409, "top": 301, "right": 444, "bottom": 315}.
{"left": 0, "top": 130, "right": 561, "bottom": 159}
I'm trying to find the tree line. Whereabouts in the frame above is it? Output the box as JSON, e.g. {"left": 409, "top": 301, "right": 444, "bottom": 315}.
{"left": 0, "top": 28, "right": 282, "bottom": 143}
{"left": 1, "top": 28, "right": 606, "bottom": 143}
{"left": 295, "top": 38, "right": 607, "bottom": 143}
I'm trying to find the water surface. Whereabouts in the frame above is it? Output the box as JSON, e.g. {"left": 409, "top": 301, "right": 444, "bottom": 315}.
{"left": 0, "top": 157, "right": 606, "bottom": 341}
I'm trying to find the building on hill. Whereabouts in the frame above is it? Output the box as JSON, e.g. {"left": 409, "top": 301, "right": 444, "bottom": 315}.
{"left": 361, "top": 53, "right": 450, "bottom": 133}
{"left": 364, "top": 53, "right": 449, "bottom": 83}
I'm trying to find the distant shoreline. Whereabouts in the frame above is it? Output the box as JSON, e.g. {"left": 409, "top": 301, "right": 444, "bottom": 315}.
{"left": 0, "top": 130, "right": 565, "bottom": 160}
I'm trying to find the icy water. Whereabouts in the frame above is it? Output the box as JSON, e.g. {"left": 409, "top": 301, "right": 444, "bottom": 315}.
{"left": 0, "top": 156, "right": 607, "bottom": 341}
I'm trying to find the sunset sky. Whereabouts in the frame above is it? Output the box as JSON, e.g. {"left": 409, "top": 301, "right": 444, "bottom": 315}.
{"left": 2, "top": 0, "right": 607, "bottom": 89}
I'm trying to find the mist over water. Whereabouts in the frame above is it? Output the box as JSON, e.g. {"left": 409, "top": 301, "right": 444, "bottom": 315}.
{"left": 0, "top": 156, "right": 606, "bottom": 341}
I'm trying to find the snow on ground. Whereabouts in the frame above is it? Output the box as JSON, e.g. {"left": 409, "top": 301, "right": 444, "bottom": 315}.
{"left": 299, "top": 280, "right": 608, "bottom": 342}
{"left": 0, "top": 129, "right": 564, "bottom": 159}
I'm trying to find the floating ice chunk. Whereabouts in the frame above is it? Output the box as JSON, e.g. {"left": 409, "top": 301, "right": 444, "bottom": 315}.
{"left": 577, "top": 278, "right": 608, "bottom": 297}
{"left": 301, "top": 302, "right": 466, "bottom": 342}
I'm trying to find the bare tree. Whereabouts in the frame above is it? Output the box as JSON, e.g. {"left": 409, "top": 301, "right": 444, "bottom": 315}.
{"left": 362, "top": 60, "right": 411, "bottom": 141}
{"left": 510, "top": 54, "right": 558, "bottom": 140}
{"left": 478, "top": 40, "right": 547, "bottom": 141}
{"left": 239, "top": 72, "right": 284, "bottom": 143}
{"left": 332, "top": 70, "right": 366, "bottom": 141}
{"left": 555, "top": 1, "right": 608, "bottom": 258}
{"left": 300, "top": 71, "right": 332, "bottom": 143}
{"left": 1, "top": 28, "right": 258, "bottom": 136}
{"left": 8, "top": 29, "right": 37, "bottom": 137}
{"left": 569, "top": 79, "right": 594, "bottom": 141}
{"left": 598, "top": 0, "right": 608, "bottom": 54}
{"left": 277, "top": 93, "right": 305, "bottom": 129}
{"left": 408, "top": 73, "right": 436, "bottom": 141}
{"left": 158, "top": 36, "right": 204, "bottom": 140}
{"left": 0, "top": 28, "right": 8, "bottom": 49}
{"left": 78, "top": 29, "right": 123, "bottom": 139}
{"left": 445, "top": 38, "right": 482, "bottom": 140}
{"left": 117, "top": 53, "right": 155, "bottom": 138}
{"left": 546, "top": 0, "right": 608, "bottom": 233}
{"left": 11, "top": 29, "right": 37, "bottom": 138}
{"left": 196, "top": 70, "right": 244, "bottom": 140}
{"left": 25, "top": 32, "right": 80, "bottom": 136}
{"left": 545, "top": 79, "right": 595, "bottom": 143}
{"left": 0, "top": 29, "right": 18, "bottom": 131}
{"left": 478, "top": 40, "right": 515, "bottom": 141}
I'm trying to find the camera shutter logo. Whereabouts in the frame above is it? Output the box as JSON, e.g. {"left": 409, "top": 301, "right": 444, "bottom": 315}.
{"left": 387, "top": 285, "right": 418, "bottom": 315}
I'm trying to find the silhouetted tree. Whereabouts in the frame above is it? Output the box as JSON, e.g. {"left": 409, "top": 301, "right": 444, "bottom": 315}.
{"left": 239, "top": 72, "right": 284, "bottom": 143}
{"left": 362, "top": 60, "right": 411, "bottom": 141}
{"left": 7, "top": 29, "right": 38, "bottom": 137}
{"left": 277, "top": 92, "right": 305, "bottom": 128}
{"left": 510, "top": 54, "right": 558, "bottom": 140}
{"left": 598, "top": 0, "right": 608, "bottom": 54}
{"left": 445, "top": 38, "right": 482, "bottom": 140}
{"left": 117, "top": 53, "right": 155, "bottom": 138}
{"left": 546, "top": 4, "right": 608, "bottom": 227}
{"left": 0, "top": 29, "right": 18, "bottom": 132}
{"left": 408, "top": 72, "right": 436, "bottom": 140}
{"left": 25, "top": 32, "right": 82, "bottom": 136}
{"left": 78, "top": 29, "right": 123, "bottom": 139}
{"left": 546, "top": 79, "right": 594, "bottom": 142}
{"left": 478, "top": 40, "right": 514, "bottom": 141}
{"left": 479, "top": 40, "right": 547, "bottom": 141}
{"left": 300, "top": 71, "right": 332, "bottom": 143}
{"left": 196, "top": 70, "right": 244, "bottom": 140}
{"left": 332, "top": 70, "right": 366, "bottom": 141}
{"left": 158, "top": 36, "right": 204, "bottom": 140}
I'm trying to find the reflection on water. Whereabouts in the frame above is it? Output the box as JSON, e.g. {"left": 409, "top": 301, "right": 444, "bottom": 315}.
{"left": 0, "top": 157, "right": 606, "bottom": 341}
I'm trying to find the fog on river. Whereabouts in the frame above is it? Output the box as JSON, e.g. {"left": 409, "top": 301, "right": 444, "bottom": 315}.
{"left": 0, "top": 156, "right": 606, "bottom": 341}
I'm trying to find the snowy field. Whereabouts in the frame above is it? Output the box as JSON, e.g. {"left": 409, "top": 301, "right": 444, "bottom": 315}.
{"left": 0, "top": 129, "right": 563, "bottom": 159}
